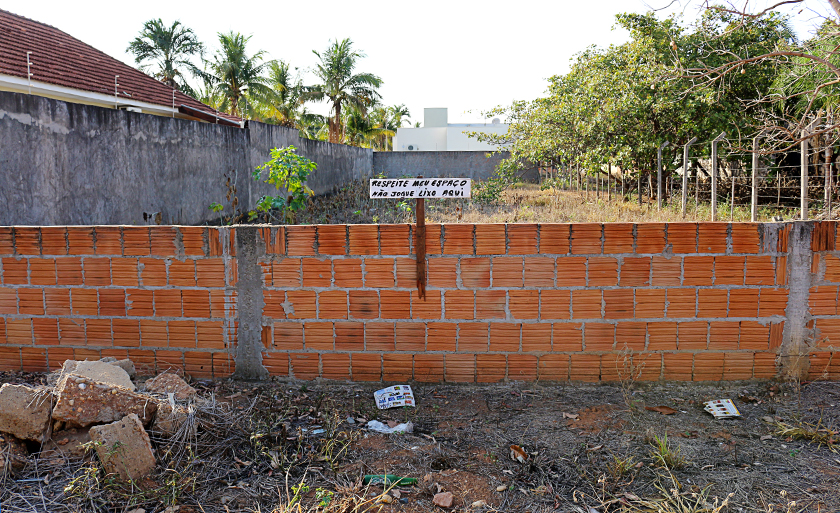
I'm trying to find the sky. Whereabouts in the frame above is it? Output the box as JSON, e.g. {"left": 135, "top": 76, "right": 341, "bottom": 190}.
{"left": 4, "top": 0, "right": 834, "bottom": 124}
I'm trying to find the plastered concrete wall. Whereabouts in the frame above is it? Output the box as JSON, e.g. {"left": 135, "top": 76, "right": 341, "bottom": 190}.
{"left": 373, "top": 151, "right": 539, "bottom": 182}
{"left": 1, "top": 222, "right": 838, "bottom": 382}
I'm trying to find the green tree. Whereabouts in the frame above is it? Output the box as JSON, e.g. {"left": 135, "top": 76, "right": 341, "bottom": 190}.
{"left": 344, "top": 106, "right": 395, "bottom": 147}
{"left": 303, "top": 38, "right": 383, "bottom": 143}
{"left": 126, "top": 19, "right": 203, "bottom": 92}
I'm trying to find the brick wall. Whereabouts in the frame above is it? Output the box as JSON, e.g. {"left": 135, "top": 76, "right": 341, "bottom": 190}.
{"left": 0, "top": 222, "right": 838, "bottom": 382}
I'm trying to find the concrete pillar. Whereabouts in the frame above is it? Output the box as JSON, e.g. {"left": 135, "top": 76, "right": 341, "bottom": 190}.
{"left": 232, "top": 226, "right": 270, "bottom": 380}
{"left": 778, "top": 222, "right": 814, "bottom": 380}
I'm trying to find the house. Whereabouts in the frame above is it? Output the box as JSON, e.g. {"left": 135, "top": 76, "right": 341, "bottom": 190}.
{"left": 0, "top": 9, "right": 239, "bottom": 126}
{"left": 393, "top": 108, "right": 508, "bottom": 152}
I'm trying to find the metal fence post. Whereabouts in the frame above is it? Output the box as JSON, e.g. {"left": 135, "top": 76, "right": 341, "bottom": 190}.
{"left": 711, "top": 132, "right": 726, "bottom": 222}
{"left": 657, "top": 141, "right": 670, "bottom": 211}
{"left": 751, "top": 136, "right": 759, "bottom": 222}
{"left": 682, "top": 137, "right": 697, "bottom": 217}
{"left": 801, "top": 134, "right": 808, "bottom": 220}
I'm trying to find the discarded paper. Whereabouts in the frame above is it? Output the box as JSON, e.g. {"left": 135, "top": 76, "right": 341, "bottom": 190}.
{"left": 374, "top": 385, "right": 415, "bottom": 410}
{"left": 703, "top": 399, "right": 741, "bottom": 418}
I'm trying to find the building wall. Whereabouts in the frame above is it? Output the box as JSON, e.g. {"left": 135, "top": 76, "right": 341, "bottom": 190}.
{"left": 394, "top": 124, "right": 508, "bottom": 152}
{"left": 1, "top": 221, "right": 838, "bottom": 382}
{"left": 373, "top": 151, "right": 538, "bottom": 181}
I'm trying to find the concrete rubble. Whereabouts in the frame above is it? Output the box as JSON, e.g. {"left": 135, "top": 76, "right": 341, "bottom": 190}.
{"left": 0, "top": 358, "right": 204, "bottom": 482}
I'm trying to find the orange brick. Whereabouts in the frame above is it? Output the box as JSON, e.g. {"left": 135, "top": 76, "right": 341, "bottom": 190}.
{"left": 44, "top": 288, "right": 71, "bottom": 316}
{"left": 33, "top": 318, "right": 59, "bottom": 345}
{"left": 729, "top": 224, "right": 760, "bottom": 254}
{"left": 379, "top": 290, "right": 410, "bottom": 319}
{"left": 427, "top": 322, "right": 457, "bottom": 351}
{"left": 0, "top": 288, "right": 15, "bottom": 314}
{"left": 708, "top": 321, "right": 739, "bottom": 350}
{"left": 635, "top": 289, "right": 666, "bottom": 318}
{"left": 604, "top": 289, "right": 633, "bottom": 319}
{"left": 811, "top": 221, "right": 836, "bottom": 252}
{"left": 603, "top": 223, "right": 634, "bottom": 254}
{"left": 678, "top": 321, "right": 707, "bottom": 350}
{"left": 476, "top": 354, "right": 506, "bottom": 382}
{"left": 304, "top": 322, "right": 333, "bottom": 350}
{"left": 0, "top": 346, "right": 20, "bottom": 371}
{"left": 20, "top": 347, "right": 48, "bottom": 373}
{"left": 667, "top": 288, "right": 696, "bottom": 318}
{"left": 379, "top": 225, "right": 410, "bottom": 255}
{"left": 428, "top": 258, "right": 457, "bottom": 288}
{"left": 86, "top": 319, "right": 113, "bottom": 346}
{"left": 195, "top": 259, "right": 225, "bottom": 287}
{"left": 697, "top": 223, "right": 728, "bottom": 253}
{"left": 383, "top": 353, "right": 413, "bottom": 381}
{"left": 572, "top": 290, "right": 601, "bottom": 319}
{"left": 620, "top": 257, "right": 650, "bottom": 286}
{"left": 302, "top": 258, "right": 331, "bottom": 287}
{"left": 319, "top": 290, "right": 348, "bottom": 319}
{"left": 508, "top": 224, "right": 538, "bottom": 254}
{"left": 168, "top": 320, "right": 196, "bottom": 348}
{"left": 126, "top": 289, "right": 153, "bottom": 317}
{"left": 414, "top": 354, "right": 444, "bottom": 382}
{"left": 600, "top": 354, "right": 624, "bottom": 382}
{"left": 697, "top": 289, "right": 728, "bottom": 318}
{"left": 395, "top": 322, "right": 425, "bottom": 351}
{"left": 207, "top": 228, "right": 225, "bottom": 257}
{"left": 539, "top": 354, "right": 570, "bottom": 380}
{"left": 352, "top": 353, "right": 382, "bottom": 381}
{"left": 808, "top": 351, "right": 840, "bottom": 380}
{"left": 412, "top": 290, "right": 441, "bottom": 319}
{"left": 366, "top": 322, "right": 395, "bottom": 351}
{"left": 489, "top": 322, "right": 520, "bottom": 351}
{"left": 365, "top": 258, "right": 395, "bottom": 288}
{"left": 262, "top": 352, "right": 289, "bottom": 376}
{"left": 168, "top": 260, "right": 195, "bottom": 286}
{"left": 458, "top": 322, "right": 488, "bottom": 351}
{"left": 349, "top": 290, "right": 378, "bottom": 319}
{"left": 333, "top": 258, "right": 363, "bottom": 287}
{"left": 14, "top": 228, "right": 40, "bottom": 255}
{"left": 635, "top": 223, "right": 666, "bottom": 253}
{"left": 316, "top": 225, "right": 346, "bottom": 256}
{"left": 149, "top": 227, "right": 177, "bottom": 257}
{"left": 584, "top": 322, "right": 614, "bottom": 351}
{"left": 571, "top": 223, "right": 602, "bottom": 254}
{"left": 667, "top": 223, "right": 697, "bottom": 253}
{"left": 445, "top": 290, "right": 475, "bottom": 320}
{"left": 417, "top": 224, "right": 442, "bottom": 255}
{"left": 47, "top": 347, "right": 75, "bottom": 371}
{"left": 615, "top": 321, "right": 646, "bottom": 351}
{"left": 541, "top": 290, "right": 570, "bottom": 320}
{"left": 824, "top": 254, "right": 840, "bottom": 283}
{"left": 109, "top": 258, "right": 138, "bottom": 287}
{"left": 70, "top": 288, "right": 98, "bottom": 316}
{"left": 2, "top": 258, "right": 27, "bottom": 285}
{"left": 461, "top": 257, "right": 490, "bottom": 288}
{"left": 99, "top": 289, "right": 126, "bottom": 316}
{"left": 273, "top": 322, "right": 303, "bottom": 350}
{"left": 739, "top": 321, "right": 770, "bottom": 350}
{"left": 475, "top": 224, "right": 505, "bottom": 255}
{"left": 0, "top": 228, "right": 12, "bottom": 256}
{"left": 154, "top": 290, "right": 182, "bottom": 317}
{"left": 729, "top": 289, "right": 759, "bottom": 317}
{"left": 58, "top": 318, "right": 85, "bottom": 345}
{"left": 443, "top": 224, "right": 474, "bottom": 255}
{"left": 185, "top": 351, "right": 214, "bottom": 379}
{"left": 759, "top": 288, "right": 788, "bottom": 317}
{"left": 539, "top": 224, "right": 570, "bottom": 254}
{"left": 290, "top": 353, "right": 320, "bottom": 379}
{"left": 715, "top": 256, "right": 745, "bottom": 285}
{"left": 273, "top": 258, "right": 301, "bottom": 287}
{"left": 647, "top": 322, "right": 677, "bottom": 350}
{"left": 30, "top": 259, "right": 56, "bottom": 286}
{"left": 349, "top": 225, "right": 378, "bottom": 255}
{"left": 286, "top": 226, "right": 317, "bottom": 256}
{"left": 555, "top": 257, "right": 586, "bottom": 286}
{"left": 395, "top": 257, "right": 417, "bottom": 288}
{"left": 663, "top": 353, "right": 694, "bottom": 380}
{"left": 551, "top": 322, "right": 583, "bottom": 352}
{"left": 179, "top": 227, "right": 206, "bottom": 256}
{"left": 569, "top": 354, "right": 600, "bottom": 381}
{"left": 122, "top": 227, "right": 150, "bottom": 256}
{"left": 139, "top": 258, "right": 167, "bottom": 287}
{"left": 683, "top": 256, "right": 713, "bottom": 286}
{"left": 285, "top": 291, "right": 316, "bottom": 319}
{"left": 524, "top": 257, "right": 554, "bottom": 287}
{"left": 475, "top": 290, "right": 506, "bottom": 319}
{"left": 809, "top": 286, "right": 838, "bottom": 315}
{"left": 18, "top": 288, "right": 44, "bottom": 315}
{"left": 84, "top": 257, "right": 111, "bottom": 286}
{"left": 491, "top": 257, "right": 522, "bottom": 287}
{"left": 65, "top": 227, "right": 94, "bottom": 255}
{"left": 650, "top": 256, "right": 681, "bottom": 286}
{"left": 56, "top": 257, "right": 83, "bottom": 285}
{"left": 508, "top": 354, "right": 537, "bottom": 381}
{"left": 723, "top": 352, "right": 754, "bottom": 380}
{"left": 94, "top": 227, "right": 122, "bottom": 255}
{"left": 509, "top": 290, "right": 538, "bottom": 320}
{"left": 112, "top": 319, "right": 141, "bottom": 347}
{"left": 776, "top": 256, "right": 788, "bottom": 286}
{"left": 5, "top": 319, "right": 32, "bottom": 344}
{"left": 335, "top": 321, "right": 364, "bottom": 350}
{"left": 754, "top": 352, "right": 777, "bottom": 378}
{"left": 182, "top": 290, "right": 211, "bottom": 318}
{"left": 522, "top": 323, "right": 551, "bottom": 352}
{"left": 693, "top": 352, "right": 724, "bottom": 381}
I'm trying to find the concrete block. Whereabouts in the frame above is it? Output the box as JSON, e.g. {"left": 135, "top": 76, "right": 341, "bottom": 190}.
{"left": 100, "top": 357, "right": 137, "bottom": 379}
{"left": 0, "top": 383, "right": 54, "bottom": 442}
{"left": 90, "top": 414, "right": 156, "bottom": 482}
{"left": 58, "top": 360, "right": 135, "bottom": 391}
{"left": 152, "top": 401, "right": 194, "bottom": 438}
{"left": 143, "top": 373, "right": 196, "bottom": 401}
{"left": 52, "top": 374, "right": 156, "bottom": 428}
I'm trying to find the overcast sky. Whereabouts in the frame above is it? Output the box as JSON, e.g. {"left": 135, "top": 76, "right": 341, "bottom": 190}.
{"left": 4, "top": 0, "right": 833, "bottom": 124}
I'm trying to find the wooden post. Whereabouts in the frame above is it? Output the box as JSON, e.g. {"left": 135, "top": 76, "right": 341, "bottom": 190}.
{"left": 416, "top": 177, "right": 426, "bottom": 300}
{"left": 801, "top": 135, "right": 809, "bottom": 220}
{"left": 751, "top": 136, "right": 759, "bottom": 222}
{"left": 638, "top": 172, "right": 643, "bottom": 206}
{"left": 730, "top": 162, "right": 736, "bottom": 221}
{"left": 711, "top": 132, "right": 726, "bottom": 221}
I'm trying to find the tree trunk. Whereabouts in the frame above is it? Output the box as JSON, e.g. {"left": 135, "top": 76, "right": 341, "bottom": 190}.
{"left": 330, "top": 101, "right": 342, "bottom": 143}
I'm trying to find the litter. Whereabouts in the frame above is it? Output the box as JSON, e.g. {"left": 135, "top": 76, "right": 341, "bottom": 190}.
{"left": 366, "top": 420, "right": 414, "bottom": 434}
{"left": 374, "top": 385, "right": 415, "bottom": 410}
{"left": 363, "top": 474, "right": 417, "bottom": 486}
{"left": 509, "top": 444, "right": 528, "bottom": 463}
{"left": 703, "top": 399, "right": 741, "bottom": 418}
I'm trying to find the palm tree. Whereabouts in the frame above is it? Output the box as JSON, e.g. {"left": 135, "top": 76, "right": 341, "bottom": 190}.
{"left": 303, "top": 38, "right": 383, "bottom": 143}
{"left": 344, "top": 107, "right": 395, "bottom": 147}
{"left": 368, "top": 104, "right": 411, "bottom": 150}
{"left": 196, "top": 32, "right": 275, "bottom": 117}
{"left": 127, "top": 19, "right": 203, "bottom": 92}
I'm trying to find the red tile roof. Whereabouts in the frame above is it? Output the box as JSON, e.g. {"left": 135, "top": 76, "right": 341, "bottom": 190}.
{"left": 0, "top": 8, "right": 240, "bottom": 125}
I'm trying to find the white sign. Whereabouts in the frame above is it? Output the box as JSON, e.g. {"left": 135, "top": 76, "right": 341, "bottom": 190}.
{"left": 369, "top": 178, "right": 471, "bottom": 199}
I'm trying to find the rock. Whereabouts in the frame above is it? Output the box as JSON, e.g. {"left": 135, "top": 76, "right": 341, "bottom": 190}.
{"left": 495, "top": 484, "right": 507, "bottom": 492}
{"left": 57, "top": 360, "right": 135, "bottom": 391}
{"left": 144, "top": 373, "right": 196, "bottom": 401}
{"left": 42, "top": 427, "right": 92, "bottom": 460}
{"left": 433, "top": 491, "right": 454, "bottom": 508}
{"left": 100, "top": 357, "right": 136, "bottom": 379}
{"left": 52, "top": 374, "right": 157, "bottom": 428}
{"left": 0, "top": 383, "right": 54, "bottom": 442}
{"left": 0, "top": 433, "right": 28, "bottom": 475}
{"left": 471, "top": 500, "right": 488, "bottom": 508}
{"left": 152, "top": 401, "right": 194, "bottom": 438}
{"left": 89, "top": 414, "right": 156, "bottom": 482}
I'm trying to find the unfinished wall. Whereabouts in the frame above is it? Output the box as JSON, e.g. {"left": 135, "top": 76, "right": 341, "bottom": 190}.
{"left": 372, "top": 151, "right": 538, "bottom": 182}
{"left": 0, "top": 222, "right": 837, "bottom": 382}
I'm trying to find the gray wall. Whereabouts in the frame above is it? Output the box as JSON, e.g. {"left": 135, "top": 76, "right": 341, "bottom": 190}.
{"left": 0, "top": 91, "right": 372, "bottom": 225}
{"left": 374, "top": 150, "right": 538, "bottom": 181}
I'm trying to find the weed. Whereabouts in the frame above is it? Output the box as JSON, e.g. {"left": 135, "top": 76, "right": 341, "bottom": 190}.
{"left": 774, "top": 419, "right": 838, "bottom": 451}
{"left": 617, "top": 471, "right": 733, "bottom": 513}
{"left": 606, "top": 453, "right": 637, "bottom": 481}
{"left": 649, "top": 434, "right": 687, "bottom": 470}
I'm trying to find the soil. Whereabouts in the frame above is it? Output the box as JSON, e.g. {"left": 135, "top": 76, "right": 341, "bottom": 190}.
{"left": 1, "top": 371, "right": 838, "bottom": 513}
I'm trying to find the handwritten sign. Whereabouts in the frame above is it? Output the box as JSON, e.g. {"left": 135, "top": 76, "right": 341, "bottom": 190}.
{"left": 369, "top": 178, "right": 471, "bottom": 199}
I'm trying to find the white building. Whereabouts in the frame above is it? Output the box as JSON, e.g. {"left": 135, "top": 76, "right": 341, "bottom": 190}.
{"left": 393, "top": 108, "right": 508, "bottom": 152}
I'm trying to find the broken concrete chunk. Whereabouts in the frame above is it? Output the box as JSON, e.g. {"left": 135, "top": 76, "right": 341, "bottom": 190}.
{"left": 57, "top": 360, "right": 135, "bottom": 391}
{"left": 90, "top": 414, "right": 156, "bottom": 482}
{"left": 0, "top": 383, "right": 54, "bottom": 442}
{"left": 433, "top": 491, "right": 455, "bottom": 508}
{"left": 52, "top": 374, "right": 156, "bottom": 428}
{"left": 144, "top": 373, "right": 196, "bottom": 401}
{"left": 0, "top": 433, "right": 28, "bottom": 476}
{"left": 42, "top": 427, "right": 92, "bottom": 460}
{"left": 152, "top": 401, "right": 195, "bottom": 438}
{"left": 100, "top": 357, "right": 137, "bottom": 379}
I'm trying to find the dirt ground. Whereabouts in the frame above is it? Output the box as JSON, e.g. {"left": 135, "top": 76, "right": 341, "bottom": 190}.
{"left": 1, "top": 372, "right": 839, "bottom": 513}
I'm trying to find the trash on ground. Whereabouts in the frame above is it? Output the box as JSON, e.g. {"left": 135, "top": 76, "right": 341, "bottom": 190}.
{"left": 366, "top": 420, "right": 414, "bottom": 434}
{"left": 363, "top": 474, "right": 418, "bottom": 486}
{"left": 703, "top": 399, "right": 741, "bottom": 418}
{"left": 645, "top": 405, "right": 678, "bottom": 415}
{"left": 374, "top": 385, "right": 415, "bottom": 409}
{"left": 509, "top": 444, "right": 528, "bottom": 463}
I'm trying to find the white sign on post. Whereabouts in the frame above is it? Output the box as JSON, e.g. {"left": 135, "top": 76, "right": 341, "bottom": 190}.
{"left": 369, "top": 178, "right": 471, "bottom": 199}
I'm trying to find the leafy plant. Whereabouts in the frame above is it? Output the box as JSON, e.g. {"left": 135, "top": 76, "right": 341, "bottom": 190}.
{"left": 253, "top": 146, "right": 316, "bottom": 222}
{"left": 209, "top": 202, "right": 224, "bottom": 213}
{"left": 649, "top": 433, "right": 687, "bottom": 470}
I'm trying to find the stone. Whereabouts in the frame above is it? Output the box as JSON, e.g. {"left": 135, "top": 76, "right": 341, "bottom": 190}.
{"left": 89, "top": 414, "right": 156, "bottom": 482}
{"left": 0, "top": 383, "right": 54, "bottom": 442}
{"left": 57, "top": 360, "right": 135, "bottom": 391}
{"left": 433, "top": 491, "right": 454, "bottom": 508}
{"left": 144, "top": 373, "right": 196, "bottom": 401}
{"left": 52, "top": 374, "right": 157, "bottom": 428}
{"left": 42, "top": 427, "right": 92, "bottom": 460}
{"left": 152, "top": 401, "right": 194, "bottom": 438}
{"left": 100, "top": 357, "right": 137, "bottom": 378}
{"left": 0, "top": 433, "right": 28, "bottom": 475}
